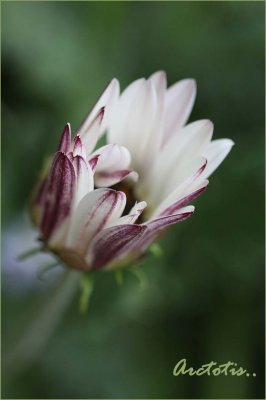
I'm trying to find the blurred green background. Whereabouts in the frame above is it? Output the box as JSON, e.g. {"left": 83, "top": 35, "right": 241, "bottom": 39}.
{"left": 2, "top": 1, "right": 265, "bottom": 399}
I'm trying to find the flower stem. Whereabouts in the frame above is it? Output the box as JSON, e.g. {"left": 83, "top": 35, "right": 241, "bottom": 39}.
{"left": 4, "top": 270, "right": 80, "bottom": 378}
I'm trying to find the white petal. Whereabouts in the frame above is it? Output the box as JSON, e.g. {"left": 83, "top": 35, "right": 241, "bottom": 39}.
{"left": 91, "top": 144, "right": 138, "bottom": 187}
{"left": 163, "top": 79, "right": 196, "bottom": 145}
{"left": 150, "top": 158, "right": 208, "bottom": 218}
{"left": 92, "top": 144, "right": 131, "bottom": 171}
{"left": 108, "top": 79, "right": 159, "bottom": 169}
{"left": 77, "top": 108, "right": 104, "bottom": 155}
{"left": 148, "top": 70, "right": 167, "bottom": 94}
{"left": 77, "top": 78, "right": 120, "bottom": 137}
{"left": 149, "top": 120, "right": 213, "bottom": 203}
{"left": 108, "top": 78, "right": 146, "bottom": 144}
{"left": 201, "top": 139, "right": 234, "bottom": 179}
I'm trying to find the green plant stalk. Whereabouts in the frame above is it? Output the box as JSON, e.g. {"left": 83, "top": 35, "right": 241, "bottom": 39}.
{"left": 4, "top": 270, "right": 80, "bottom": 378}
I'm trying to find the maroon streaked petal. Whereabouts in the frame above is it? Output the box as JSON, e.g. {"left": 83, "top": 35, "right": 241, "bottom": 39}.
{"left": 67, "top": 151, "right": 74, "bottom": 162}
{"left": 78, "top": 107, "right": 105, "bottom": 154}
{"left": 77, "top": 78, "right": 119, "bottom": 137}
{"left": 66, "top": 188, "right": 126, "bottom": 253}
{"left": 88, "top": 154, "right": 100, "bottom": 172}
{"left": 72, "top": 155, "right": 94, "bottom": 204}
{"left": 159, "top": 185, "right": 208, "bottom": 217}
{"left": 41, "top": 152, "right": 75, "bottom": 243}
{"left": 88, "top": 224, "right": 147, "bottom": 269}
{"left": 137, "top": 211, "right": 194, "bottom": 252}
{"left": 73, "top": 135, "right": 86, "bottom": 158}
{"left": 58, "top": 123, "right": 71, "bottom": 153}
{"left": 95, "top": 170, "right": 138, "bottom": 187}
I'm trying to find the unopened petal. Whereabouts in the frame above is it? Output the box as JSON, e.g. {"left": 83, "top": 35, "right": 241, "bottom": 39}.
{"left": 41, "top": 152, "right": 75, "bottom": 246}
{"left": 58, "top": 123, "right": 71, "bottom": 154}
{"left": 72, "top": 155, "right": 94, "bottom": 205}
{"left": 66, "top": 188, "right": 126, "bottom": 253}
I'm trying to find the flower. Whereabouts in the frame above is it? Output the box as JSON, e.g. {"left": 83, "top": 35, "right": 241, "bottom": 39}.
{"left": 30, "top": 80, "right": 144, "bottom": 270}
{"left": 30, "top": 73, "right": 233, "bottom": 271}
{"left": 106, "top": 71, "right": 234, "bottom": 221}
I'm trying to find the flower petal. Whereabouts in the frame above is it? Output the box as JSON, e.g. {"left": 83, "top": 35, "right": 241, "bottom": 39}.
{"left": 201, "top": 139, "right": 234, "bottom": 179}
{"left": 158, "top": 182, "right": 208, "bottom": 217}
{"left": 87, "top": 224, "right": 147, "bottom": 269}
{"left": 139, "top": 206, "right": 194, "bottom": 251}
{"left": 88, "top": 154, "right": 100, "bottom": 172}
{"left": 77, "top": 78, "right": 119, "bottom": 137}
{"left": 107, "top": 201, "right": 147, "bottom": 226}
{"left": 148, "top": 70, "right": 167, "bottom": 94}
{"left": 72, "top": 135, "right": 86, "bottom": 159}
{"left": 77, "top": 107, "right": 105, "bottom": 155}
{"left": 148, "top": 120, "right": 212, "bottom": 202}
{"left": 151, "top": 158, "right": 208, "bottom": 218}
{"left": 92, "top": 144, "right": 138, "bottom": 187}
{"left": 95, "top": 170, "right": 138, "bottom": 188}
{"left": 66, "top": 188, "right": 126, "bottom": 253}
{"left": 163, "top": 78, "right": 196, "bottom": 145}
{"left": 72, "top": 155, "right": 94, "bottom": 205}
{"left": 41, "top": 152, "right": 75, "bottom": 246}
{"left": 58, "top": 123, "right": 71, "bottom": 153}
{"left": 108, "top": 79, "right": 159, "bottom": 169}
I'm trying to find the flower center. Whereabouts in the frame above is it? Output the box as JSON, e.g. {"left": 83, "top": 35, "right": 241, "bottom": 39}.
{"left": 112, "top": 180, "right": 146, "bottom": 223}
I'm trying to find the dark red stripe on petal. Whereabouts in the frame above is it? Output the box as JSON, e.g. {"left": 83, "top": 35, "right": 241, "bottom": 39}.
{"left": 96, "top": 169, "right": 137, "bottom": 187}
{"left": 88, "top": 155, "right": 100, "bottom": 172}
{"left": 159, "top": 186, "right": 208, "bottom": 217}
{"left": 139, "top": 212, "right": 194, "bottom": 251}
{"left": 73, "top": 135, "right": 86, "bottom": 158}
{"left": 194, "top": 158, "right": 207, "bottom": 179}
{"left": 58, "top": 123, "right": 71, "bottom": 153}
{"left": 91, "top": 224, "right": 147, "bottom": 269}
{"left": 72, "top": 155, "right": 88, "bottom": 178}
{"left": 83, "top": 190, "right": 123, "bottom": 235}
{"left": 41, "top": 152, "right": 75, "bottom": 241}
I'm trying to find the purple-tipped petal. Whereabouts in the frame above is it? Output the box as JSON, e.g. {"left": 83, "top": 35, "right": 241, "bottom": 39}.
{"left": 73, "top": 135, "right": 86, "bottom": 159}
{"left": 72, "top": 155, "right": 94, "bottom": 204}
{"left": 77, "top": 78, "right": 119, "bottom": 138}
{"left": 95, "top": 169, "right": 138, "bottom": 187}
{"left": 88, "top": 224, "right": 147, "bottom": 269}
{"left": 66, "top": 188, "right": 126, "bottom": 253}
{"left": 41, "top": 152, "right": 75, "bottom": 244}
{"left": 139, "top": 207, "right": 194, "bottom": 251}
{"left": 91, "top": 143, "right": 138, "bottom": 186}
{"left": 159, "top": 185, "right": 208, "bottom": 217}
{"left": 77, "top": 107, "right": 105, "bottom": 154}
{"left": 88, "top": 154, "right": 100, "bottom": 172}
{"left": 58, "top": 123, "right": 71, "bottom": 153}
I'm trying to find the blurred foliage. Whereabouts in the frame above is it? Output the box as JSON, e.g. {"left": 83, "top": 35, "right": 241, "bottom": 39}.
{"left": 1, "top": 1, "right": 265, "bottom": 399}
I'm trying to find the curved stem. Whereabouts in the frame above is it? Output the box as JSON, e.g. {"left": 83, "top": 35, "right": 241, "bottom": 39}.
{"left": 4, "top": 270, "right": 80, "bottom": 378}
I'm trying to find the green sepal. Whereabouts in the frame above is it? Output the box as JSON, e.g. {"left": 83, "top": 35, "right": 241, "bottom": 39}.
{"left": 79, "top": 273, "right": 94, "bottom": 315}
{"left": 149, "top": 243, "right": 163, "bottom": 258}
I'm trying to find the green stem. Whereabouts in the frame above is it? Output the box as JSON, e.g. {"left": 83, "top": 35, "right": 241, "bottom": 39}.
{"left": 4, "top": 270, "right": 80, "bottom": 378}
